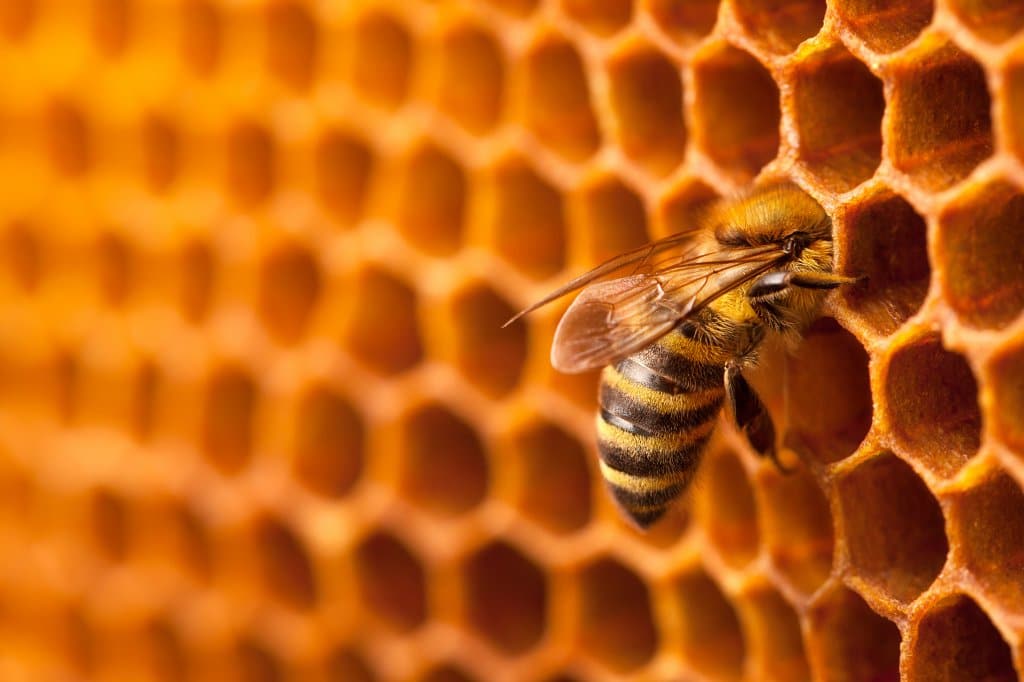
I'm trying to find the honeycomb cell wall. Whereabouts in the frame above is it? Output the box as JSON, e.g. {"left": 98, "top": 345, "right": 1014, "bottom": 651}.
{"left": 1, "top": 1, "right": 1023, "bottom": 680}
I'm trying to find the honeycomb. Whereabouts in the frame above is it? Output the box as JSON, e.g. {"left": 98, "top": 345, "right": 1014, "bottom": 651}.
{"left": 1, "top": 0, "right": 1023, "bottom": 680}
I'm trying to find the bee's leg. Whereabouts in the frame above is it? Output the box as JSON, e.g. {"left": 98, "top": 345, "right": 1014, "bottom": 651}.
{"left": 724, "top": 360, "right": 791, "bottom": 473}
{"left": 748, "top": 271, "right": 860, "bottom": 301}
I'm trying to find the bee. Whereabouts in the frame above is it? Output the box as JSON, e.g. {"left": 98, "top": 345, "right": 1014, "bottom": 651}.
{"left": 506, "top": 184, "right": 859, "bottom": 529}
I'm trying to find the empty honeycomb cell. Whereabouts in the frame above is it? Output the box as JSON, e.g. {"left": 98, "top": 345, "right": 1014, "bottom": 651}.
{"left": 948, "top": 0, "right": 1024, "bottom": 45}
{"left": 759, "top": 468, "right": 833, "bottom": 595}
{"left": 836, "top": 452, "right": 947, "bottom": 603}
{"left": 141, "top": 114, "right": 180, "bottom": 193}
{"left": 435, "top": 25, "right": 504, "bottom": 135}
{"left": 92, "top": 0, "right": 130, "bottom": 58}
{"left": 3, "top": 221, "right": 42, "bottom": 293}
{"left": 463, "top": 541, "right": 547, "bottom": 655}
{"left": 883, "top": 335, "right": 981, "bottom": 478}
{"left": 315, "top": 130, "right": 374, "bottom": 227}
{"left": 353, "top": 531, "right": 427, "bottom": 632}
{"left": 350, "top": 12, "right": 413, "bottom": 110}
{"left": 673, "top": 569, "right": 745, "bottom": 681}
{"left": 181, "top": 0, "right": 221, "bottom": 77}
{"left": 577, "top": 558, "right": 657, "bottom": 672}
{"left": 45, "top": 98, "right": 91, "bottom": 178}
{"left": 784, "top": 318, "right": 872, "bottom": 464}
{"left": 96, "top": 232, "right": 133, "bottom": 307}
{"left": 561, "top": 0, "right": 633, "bottom": 37}
{"left": 738, "top": 588, "right": 810, "bottom": 681}
{"left": 655, "top": 179, "right": 718, "bottom": 238}
{"left": 937, "top": 181, "right": 1024, "bottom": 330}
{"left": 266, "top": 1, "right": 317, "bottom": 92}
{"left": 340, "top": 267, "right": 422, "bottom": 376}
{"left": 838, "top": 191, "right": 929, "bottom": 336}
{"left": 572, "top": 176, "right": 649, "bottom": 266}
{"left": 446, "top": 284, "right": 526, "bottom": 397}
{"left": 397, "top": 403, "right": 488, "bottom": 517}
{"left": 225, "top": 121, "right": 275, "bottom": 207}
{"left": 697, "top": 448, "right": 760, "bottom": 569}
{"left": 791, "top": 45, "right": 883, "bottom": 191}
{"left": 646, "top": 0, "right": 720, "bottom": 46}
{"left": 487, "top": 159, "right": 566, "bottom": 279}
{"left": 732, "top": 0, "right": 825, "bottom": 55}
{"left": 949, "top": 471, "right": 1024, "bottom": 611}
{"left": 833, "top": 0, "right": 933, "bottom": 53}
{"left": 394, "top": 143, "right": 466, "bottom": 256}
{"left": 521, "top": 39, "right": 601, "bottom": 162}
{"left": 606, "top": 46, "right": 686, "bottom": 176}
{"left": 291, "top": 386, "right": 364, "bottom": 499}
{"left": 257, "top": 242, "right": 322, "bottom": 344}
{"left": 506, "top": 419, "right": 592, "bottom": 535}
{"left": 255, "top": 518, "right": 317, "bottom": 610}
{"left": 906, "top": 595, "right": 1015, "bottom": 681}
{"left": 806, "top": 587, "right": 900, "bottom": 682}
{"left": 0, "top": 0, "right": 34, "bottom": 41}
{"left": 90, "top": 488, "right": 129, "bottom": 562}
{"left": 888, "top": 45, "right": 992, "bottom": 192}
{"left": 327, "top": 649, "right": 376, "bottom": 682}
{"left": 179, "top": 240, "right": 215, "bottom": 324}
{"left": 200, "top": 367, "right": 257, "bottom": 475}
{"left": 691, "top": 44, "right": 779, "bottom": 178}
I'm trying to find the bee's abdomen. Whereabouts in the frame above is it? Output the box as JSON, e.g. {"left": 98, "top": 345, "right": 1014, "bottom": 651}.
{"left": 597, "top": 355, "right": 724, "bottom": 528}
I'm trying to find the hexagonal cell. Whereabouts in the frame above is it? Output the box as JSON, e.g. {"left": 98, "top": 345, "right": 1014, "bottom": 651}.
{"left": 839, "top": 191, "right": 929, "bottom": 336}
{"left": 486, "top": 158, "right": 567, "bottom": 279}
{"left": 888, "top": 44, "right": 992, "bottom": 192}
{"left": 4, "top": 220, "right": 42, "bottom": 293}
{"left": 732, "top": 0, "right": 825, "bottom": 55}
{"left": 906, "top": 595, "right": 1015, "bottom": 681}
{"left": 785, "top": 319, "right": 872, "bottom": 464}
{"left": 179, "top": 239, "right": 215, "bottom": 324}
{"left": 225, "top": 120, "right": 275, "bottom": 207}
{"left": 521, "top": 38, "right": 601, "bottom": 162}
{"left": 836, "top": 452, "right": 947, "bottom": 603}
{"left": 326, "top": 649, "right": 376, "bottom": 682}
{"left": 314, "top": 129, "right": 374, "bottom": 227}
{"left": 434, "top": 24, "right": 504, "bottom": 134}
{"left": 266, "top": 1, "right": 318, "bottom": 91}
{"left": 507, "top": 419, "right": 592, "bottom": 535}
{"left": 883, "top": 335, "right": 981, "bottom": 478}
{"left": 759, "top": 467, "right": 833, "bottom": 595}
{"left": 833, "top": 0, "right": 933, "bottom": 53}
{"left": 937, "top": 182, "right": 1024, "bottom": 330}
{"left": 738, "top": 588, "right": 810, "bottom": 681}
{"left": 90, "top": 488, "right": 129, "bottom": 562}
{"left": 291, "top": 385, "right": 364, "bottom": 499}
{"left": 577, "top": 558, "right": 657, "bottom": 672}
{"left": 674, "top": 569, "right": 745, "bottom": 681}
{"left": 140, "top": 113, "right": 179, "bottom": 193}
{"left": 792, "top": 45, "right": 883, "bottom": 191}
{"left": 340, "top": 266, "right": 422, "bottom": 376}
{"left": 96, "top": 232, "right": 133, "bottom": 307}
{"left": 397, "top": 403, "right": 489, "bottom": 517}
{"left": 255, "top": 517, "right": 317, "bottom": 610}
{"left": 353, "top": 531, "right": 427, "bottom": 632}
{"left": 692, "top": 44, "right": 779, "bottom": 178}
{"left": 394, "top": 143, "right": 466, "bottom": 256}
{"left": 647, "top": 0, "right": 719, "bottom": 45}
{"left": 92, "top": 0, "right": 129, "bottom": 58}
{"left": 696, "top": 448, "right": 760, "bottom": 569}
{"left": 45, "top": 98, "right": 91, "bottom": 178}
{"left": 0, "top": 0, "right": 35, "bottom": 42}
{"left": 571, "top": 176, "right": 649, "bottom": 266}
{"left": 200, "top": 366, "right": 257, "bottom": 475}
{"left": 350, "top": 12, "right": 412, "bottom": 110}
{"left": 606, "top": 46, "right": 685, "bottom": 176}
{"left": 180, "top": 0, "right": 221, "bottom": 76}
{"left": 948, "top": 0, "right": 1024, "bottom": 45}
{"left": 445, "top": 283, "right": 526, "bottom": 398}
{"left": 257, "top": 242, "right": 322, "bottom": 345}
{"left": 463, "top": 541, "right": 547, "bottom": 655}
{"left": 806, "top": 587, "right": 900, "bottom": 681}
{"left": 561, "top": 0, "right": 632, "bottom": 37}
{"left": 655, "top": 180, "right": 718, "bottom": 239}
{"left": 949, "top": 471, "right": 1024, "bottom": 612}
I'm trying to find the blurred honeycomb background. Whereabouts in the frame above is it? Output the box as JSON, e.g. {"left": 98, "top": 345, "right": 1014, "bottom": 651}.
{"left": 1, "top": 0, "right": 1024, "bottom": 680}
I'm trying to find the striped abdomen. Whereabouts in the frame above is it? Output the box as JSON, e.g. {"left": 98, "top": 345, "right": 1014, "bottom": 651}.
{"left": 597, "top": 339, "right": 726, "bottom": 528}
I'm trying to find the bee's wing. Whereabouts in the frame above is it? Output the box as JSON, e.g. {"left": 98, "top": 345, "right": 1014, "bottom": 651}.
{"left": 550, "top": 249, "right": 786, "bottom": 373}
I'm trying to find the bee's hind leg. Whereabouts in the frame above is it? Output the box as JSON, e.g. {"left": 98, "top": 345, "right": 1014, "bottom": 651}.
{"left": 724, "top": 361, "right": 792, "bottom": 473}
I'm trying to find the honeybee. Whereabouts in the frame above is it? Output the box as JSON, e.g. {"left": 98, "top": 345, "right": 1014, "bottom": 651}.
{"left": 507, "top": 184, "right": 859, "bottom": 529}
